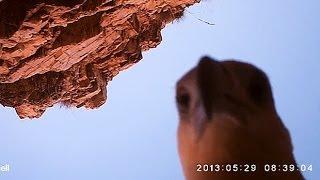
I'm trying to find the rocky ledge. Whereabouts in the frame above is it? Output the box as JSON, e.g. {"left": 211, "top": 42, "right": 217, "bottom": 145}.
{"left": 0, "top": 0, "right": 200, "bottom": 118}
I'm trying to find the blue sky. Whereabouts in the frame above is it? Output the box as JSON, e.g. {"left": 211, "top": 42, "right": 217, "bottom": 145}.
{"left": 0, "top": 0, "right": 319, "bottom": 179}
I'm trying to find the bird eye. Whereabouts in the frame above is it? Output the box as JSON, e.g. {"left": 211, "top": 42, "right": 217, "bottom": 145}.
{"left": 248, "top": 72, "right": 270, "bottom": 105}
{"left": 249, "top": 81, "right": 265, "bottom": 103}
{"left": 176, "top": 91, "right": 190, "bottom": 114}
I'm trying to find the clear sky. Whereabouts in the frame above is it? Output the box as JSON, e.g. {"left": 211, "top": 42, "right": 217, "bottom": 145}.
{"left": 0, "top": 0, "right": 319, "bottom": 179}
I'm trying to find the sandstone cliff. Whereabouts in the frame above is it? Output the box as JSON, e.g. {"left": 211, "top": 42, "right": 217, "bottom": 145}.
{"left": 0, "top": 0, "right": 200, "bottom": 118}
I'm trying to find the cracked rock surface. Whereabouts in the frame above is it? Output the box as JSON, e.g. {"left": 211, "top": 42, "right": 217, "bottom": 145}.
{"left": 0, "top": 0, "right": 200, "bottom": 118}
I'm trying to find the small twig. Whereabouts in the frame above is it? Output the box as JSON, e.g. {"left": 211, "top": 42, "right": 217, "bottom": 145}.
{"left": 185, "top": 9, "right": 215, "bottom": 26}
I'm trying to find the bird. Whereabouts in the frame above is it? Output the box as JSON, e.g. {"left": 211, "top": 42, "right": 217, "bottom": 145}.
{"left": 175, "top": 56, "right": 304, "bottom": 180}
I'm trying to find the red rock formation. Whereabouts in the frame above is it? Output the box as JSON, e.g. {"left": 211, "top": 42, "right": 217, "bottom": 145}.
{"left": 0, "top": 0, "right": 200, "bottom": 119}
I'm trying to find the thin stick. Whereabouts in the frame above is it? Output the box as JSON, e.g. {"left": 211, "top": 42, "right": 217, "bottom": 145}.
{"left": 185, "top": 9, "right": 215, "bottom": 26}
